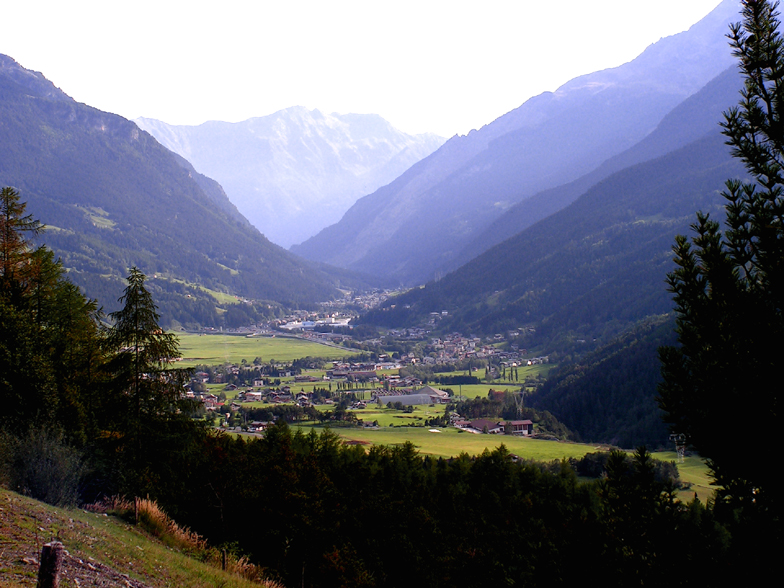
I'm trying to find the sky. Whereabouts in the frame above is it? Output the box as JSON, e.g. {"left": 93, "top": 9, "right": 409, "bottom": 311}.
{"left": 3, "top": 0, "right": 727, "bottom": 138}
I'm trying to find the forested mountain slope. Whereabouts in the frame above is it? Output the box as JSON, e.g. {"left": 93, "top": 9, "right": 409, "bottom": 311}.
{"left": 293, "top": 0, "right": 740, "bottom": 285}
{"left": 359, "top": 130, "right": 744, "bottom": 345}
{"left": 529, "top": 317, "right": 678, "bottom": 449}
{"left": 0, "top": 54, "right": 372, "bottom": 326}
{"left": 137, "top": 110, "right": 444, "bottom": 248}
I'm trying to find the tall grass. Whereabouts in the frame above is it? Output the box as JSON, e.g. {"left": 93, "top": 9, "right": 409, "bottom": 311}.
{"left": 87, "top": 496, "right": 283, "bottom": 587}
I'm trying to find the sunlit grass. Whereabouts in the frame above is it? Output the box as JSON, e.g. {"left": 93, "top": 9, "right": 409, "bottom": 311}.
{"left": 176, "top": 333, "right": 359, "bottom": 367}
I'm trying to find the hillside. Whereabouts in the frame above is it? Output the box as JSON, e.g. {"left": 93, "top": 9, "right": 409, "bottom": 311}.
{"left": 0, "top": 488, "right": 275, "bottom": 588}
{"left": 528, "top": 317, "right": 678, "bottom": 449}
{"left": 136, "top": 109, "right": 444, "bottom": 248}
{"left": 455, "top": 65, "right": 743, "bottom": 269}
{"left": 358, "top": 128, "right": 744, "bottom": 344}
{"left": 292, "top": 0, "right": 740, "bottom": 284}
{"left": 0, "top": 54, "right": 376, "bottom": 326}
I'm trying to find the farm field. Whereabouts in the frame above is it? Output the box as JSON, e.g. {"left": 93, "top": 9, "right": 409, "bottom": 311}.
{"left": 175, "top": 333, "right": 359, "bottom": 367}
{"left": 446, "top": 363, "right": 553, "bottom": 381}
{"left": 291, "top": 422, "right": 605, "bottom": 461}
{"left": 432, "top": 364, "right": 553, "bottom": 399}
{"left": 652, "top": 451, "right": 714, "bottom": 503}
{"left": 283, "top": 403, "right": 713, "bottom": 504}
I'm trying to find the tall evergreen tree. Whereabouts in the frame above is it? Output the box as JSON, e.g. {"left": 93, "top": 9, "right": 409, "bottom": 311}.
{"left": 658, "top": 0, "right": 781, "bottom": 513}
{"left": 104, "top": 267, "right": 198, "bottom": 496}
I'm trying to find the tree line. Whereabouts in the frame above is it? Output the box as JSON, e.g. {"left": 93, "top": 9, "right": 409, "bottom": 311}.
{"left": 0, "top": 185, "right": 204, "bottom": 503}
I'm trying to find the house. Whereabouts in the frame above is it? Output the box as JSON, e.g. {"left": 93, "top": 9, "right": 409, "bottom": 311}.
{"left": 348, "top": 370, "right": 377, "bottom": 382}
{"left": 505, "top": 420, "right": 534, "bottom": 436}
{"left": 469, "top": 419, "right": 504, "bottom": 434}
{"left": 248, "top": 421, "right": 272, "bottom": 433}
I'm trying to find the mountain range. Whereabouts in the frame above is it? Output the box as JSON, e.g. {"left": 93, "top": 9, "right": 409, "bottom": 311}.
{"left": 358, "top": 61, "right": 744, "bottom": 345}
{"left": 135, "top": 109, "right": 444, "bottom": 248}
{"left": 291, "top": 0, "right": 741, "bottom": 285}
{"left": 0, "top": 54, "right": 377, "bottom": 327}
{"left": 351, "top": 51, "right": 747, "bottom": 445}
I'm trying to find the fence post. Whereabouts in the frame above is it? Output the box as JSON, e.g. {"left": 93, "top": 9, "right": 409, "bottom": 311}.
{"left": 37, "top": 541, "right": 64, "bottom": 588}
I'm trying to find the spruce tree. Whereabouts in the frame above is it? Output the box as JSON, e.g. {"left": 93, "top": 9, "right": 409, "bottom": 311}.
{"left": 658, "top": 0, "right": 782, "bottom": 512}
{"left": 104, "top": 267, "right": 197, "bottom": 495}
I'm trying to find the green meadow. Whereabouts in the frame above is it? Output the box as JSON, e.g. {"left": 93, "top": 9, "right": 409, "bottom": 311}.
{"left": 175, "top": 333, "right": 359, "bottom": 367}
{"left": 290, "top": 402, "right": 602, "bottom": 461}
{"left": 652, "top": 451, "right": 715, "bottom": 503}
{"left": 314, "top": 425, "right": 603, "bottom": 461}
{"left": 433, "top": 363, "right": 554, "bottom": 399}
{"left": 295, "top": 422, "right": 711, "bottom": 502}
{"left": 286, "top": 403, "right": 711, "bottom": 502}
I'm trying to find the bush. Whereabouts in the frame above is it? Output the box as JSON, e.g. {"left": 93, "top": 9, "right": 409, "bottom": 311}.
{"left": 5, "top": 429, "right": 86, "bottom": 507}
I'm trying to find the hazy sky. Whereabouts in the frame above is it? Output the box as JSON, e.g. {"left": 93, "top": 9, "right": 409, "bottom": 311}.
{"left": 3, "top": 0, "right": 727, "bottom": 137}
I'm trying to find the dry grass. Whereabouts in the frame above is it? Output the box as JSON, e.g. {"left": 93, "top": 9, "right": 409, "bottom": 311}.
{"left": 86, "top": 496, "right": 283, "bottom": 587}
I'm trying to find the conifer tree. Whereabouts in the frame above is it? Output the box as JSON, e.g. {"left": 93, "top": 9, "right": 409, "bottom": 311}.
{"left": 0, "top": 186, "right": 43, "bottom": 304}
{"left": 104, "top": 267, "right": 197, "bottom": 495}
{"left": 658, "top": 0, "right": 782, "bottom": 511}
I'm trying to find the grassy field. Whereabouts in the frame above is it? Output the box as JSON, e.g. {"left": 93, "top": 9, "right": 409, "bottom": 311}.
{"left": 0, "top": 489, "right": 276, "bottom": 588}
{"left": 175, "top": 333, "right": 358, "bottom": 367}
{"left": 432, "top": 364, "right": 553, "bottom": 399}
{"left": 652, "top": 451, "right": 715, "bottom": 503}
{"left": 437, "top": 363, "right": 553, "bottom": 382}
{"left": 287, "top": 403, "right": 713, "bottom": 503}
{"left": 292, "top": 411, "right": 607, "bottom": 462}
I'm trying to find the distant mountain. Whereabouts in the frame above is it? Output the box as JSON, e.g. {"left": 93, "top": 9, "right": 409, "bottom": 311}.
{"left": 360, "top": 129, "right": 742, "bottom": 342}
{"left": 0, "top": 54, "right": 375, "bottom": 327}
{"left": 455, "top": 65, "right": 743, "bottom": 269}
{"left": 135, "top": 109, "right": 445, "bottom": 248}
{"left": 356, "top": 57, "right": 747, "bottom": 346}
{"left": 292, "top": 0, "right": 740, "bottom": 285}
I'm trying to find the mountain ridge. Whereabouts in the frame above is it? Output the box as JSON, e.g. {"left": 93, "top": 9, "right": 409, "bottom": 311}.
{"left": 454, "top": 64, "right": 743, "bottom": 268}
{"left": 292, "top": 0, "right": 741, "bottom": 285}
{"left": 136, "top": 108, "right": 445, "bottom": 247}
{"left": 0, "top": 54, "right": 376, "bottom": 326}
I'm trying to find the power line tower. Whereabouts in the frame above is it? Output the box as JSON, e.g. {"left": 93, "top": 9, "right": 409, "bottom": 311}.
{"left": 670, "top": 433, "right": 687, "bottom": 463}
{"left": 513, "top": 389, "right": 524, "bottom": 419}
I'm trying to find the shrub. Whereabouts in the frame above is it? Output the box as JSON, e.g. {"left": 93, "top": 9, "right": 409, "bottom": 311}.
{"left": 6, "top": 429, "right": 86, "bottom": 507}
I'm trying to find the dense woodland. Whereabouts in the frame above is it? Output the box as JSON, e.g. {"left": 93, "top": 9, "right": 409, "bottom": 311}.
{"left": 529, "top": 317, "right": 677, "bottom": 448}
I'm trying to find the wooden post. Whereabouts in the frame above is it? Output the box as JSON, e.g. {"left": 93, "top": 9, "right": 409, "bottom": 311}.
{"left": 37, "top": 541, "right": 64, "bottom": 588}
